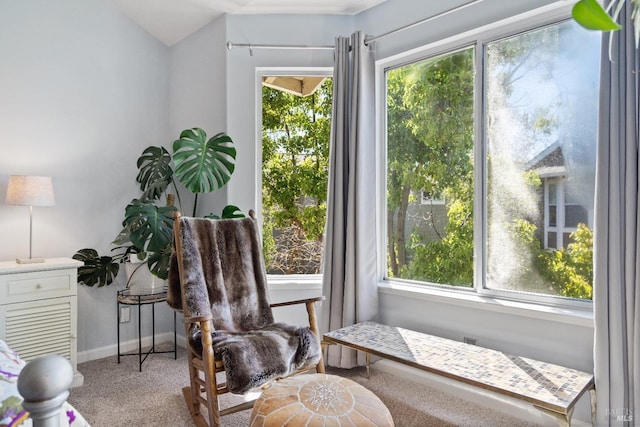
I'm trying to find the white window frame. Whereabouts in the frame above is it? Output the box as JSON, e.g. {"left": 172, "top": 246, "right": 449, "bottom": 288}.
{"left": 375, "top": 2, "right": 595, "bottom": 312}
{"left": 255, "top": 67, "right": 332, "bottom": 286}
{"left": 545, "top": 177, "right": 571, "bottom": 250}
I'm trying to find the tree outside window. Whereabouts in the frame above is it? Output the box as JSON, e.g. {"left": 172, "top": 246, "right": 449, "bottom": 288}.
{"left": 385, "top": 19, "right": 599, "bottom": 300}
{"left": 261, "top": 77, "right": 332, "bottom": 275}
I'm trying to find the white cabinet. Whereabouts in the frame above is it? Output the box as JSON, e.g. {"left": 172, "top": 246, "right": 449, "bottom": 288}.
{"left": 0, "top": 257, "right": 83, "bottom": 385}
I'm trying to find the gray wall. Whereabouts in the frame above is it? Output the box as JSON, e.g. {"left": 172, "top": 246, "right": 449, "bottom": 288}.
{"left": 169, "top": 14, "right": 229, "bottom": 218}
{"left": 0, "top": 0, "right": 171, "bottom": 359}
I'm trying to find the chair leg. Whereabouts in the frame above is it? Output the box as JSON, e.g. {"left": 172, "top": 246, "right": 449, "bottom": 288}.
{"left": 305, "top": 300, "right": 326, "bottom": 374}
{"left": 205, "top": 378, "right": 221, "bottom": 427}
{"left": 183, "top": 354, "right": 199, "bottom": 413}
{"left": 182, "top": 387, "right": 209, "bottom": 427}
{"left": 201, "top": 323, "right": 222, "bottom": 427}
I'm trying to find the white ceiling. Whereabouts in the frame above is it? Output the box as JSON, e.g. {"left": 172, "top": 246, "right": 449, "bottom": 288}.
{"left": 109, "top": 0, "right": 388, "bottom": 46}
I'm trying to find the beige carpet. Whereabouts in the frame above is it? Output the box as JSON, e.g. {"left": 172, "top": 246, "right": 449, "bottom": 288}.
{"left": 68, "top": 346, "right": 537, "bottom": 426}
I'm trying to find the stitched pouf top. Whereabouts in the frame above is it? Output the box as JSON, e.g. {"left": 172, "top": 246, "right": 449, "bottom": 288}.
{"left": 249, "top": 373, "right": 394, "bottom": 426}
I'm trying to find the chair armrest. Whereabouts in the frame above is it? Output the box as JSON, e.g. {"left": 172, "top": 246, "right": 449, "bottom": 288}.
{"left": 271, "top": 296, "right": 326, "bottom": 374}
{"left": 270, "top": 296, "right": 325, "bottom": 308}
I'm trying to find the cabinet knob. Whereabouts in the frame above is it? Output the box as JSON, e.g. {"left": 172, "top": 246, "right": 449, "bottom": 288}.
{"left": 36, "top": 283, "right": 43, "bottom": 289}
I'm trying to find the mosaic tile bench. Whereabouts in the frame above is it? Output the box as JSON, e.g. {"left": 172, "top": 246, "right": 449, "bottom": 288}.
{"left": 323, "top": 321, "right": 595, "bottom": 426}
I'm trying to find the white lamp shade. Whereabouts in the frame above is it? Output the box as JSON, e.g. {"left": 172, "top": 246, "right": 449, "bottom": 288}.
{"left": 5, "top": 176, "right": 55, "bottom": 207}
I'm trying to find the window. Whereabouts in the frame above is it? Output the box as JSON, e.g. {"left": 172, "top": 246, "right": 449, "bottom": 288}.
{"left": 420, "top": 190, "right": 445, "bottom": 205}
{"left": 260, "top": 75, "right": 332, "bottom": 275}
{"left": 386, "top": 47, "right": 475, "bottom": 288}
{"left": 383, "top": 16, "right": 600, "bottom": 302}
{"left": 543, "top": 177, "right": 590, "bottom": 250}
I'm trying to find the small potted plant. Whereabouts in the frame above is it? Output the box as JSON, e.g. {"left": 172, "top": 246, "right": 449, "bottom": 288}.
{"left": 73, "top": 127, "right": 243, "bottom": 289}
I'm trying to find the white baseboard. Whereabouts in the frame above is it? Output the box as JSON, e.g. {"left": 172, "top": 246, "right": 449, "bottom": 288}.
{"left": 373, "top": 359, "right": 591, "bottom": 426}
{"left": 77, "top": 332, "right": 186, "bottom": 363}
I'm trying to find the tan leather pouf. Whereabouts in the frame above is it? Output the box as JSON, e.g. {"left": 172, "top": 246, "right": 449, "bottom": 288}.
{"left": 249, "top": 373, "right": 394, "bottom": 426}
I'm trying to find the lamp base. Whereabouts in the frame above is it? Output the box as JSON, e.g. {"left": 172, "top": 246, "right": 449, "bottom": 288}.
{"left": 16, "top": 257, "right": 45, "bottom": 264}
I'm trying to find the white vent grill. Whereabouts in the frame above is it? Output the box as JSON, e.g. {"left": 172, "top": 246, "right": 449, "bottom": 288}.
{"left": 5, "top": 301, "right": 71, "bottom": 362}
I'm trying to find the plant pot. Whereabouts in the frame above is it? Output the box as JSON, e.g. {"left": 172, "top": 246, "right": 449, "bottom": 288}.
{"left": 124, "top": 258, "right": 165, "bottom": 295}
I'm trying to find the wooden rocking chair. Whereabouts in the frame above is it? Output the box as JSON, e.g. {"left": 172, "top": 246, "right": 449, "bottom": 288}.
{"left": 168, "top": 211, "right": 325, "bottom": 427}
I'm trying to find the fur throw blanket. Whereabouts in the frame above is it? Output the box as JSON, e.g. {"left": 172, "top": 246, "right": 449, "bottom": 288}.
{"left": 167, "top": 214, "right": 321, "bottom": 394}
{"left": 188, "top": 323, "right": 321, "bottom": 394}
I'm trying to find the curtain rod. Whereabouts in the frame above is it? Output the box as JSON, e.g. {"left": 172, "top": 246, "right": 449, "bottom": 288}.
{"left": 365, "top": 0, "right": 484, "bottom": 44}
{"left": 226, "top": 41, "right": 334, "bottom": 51}
{"left": 226, "top": 0, "right": 484, "bottom": 52}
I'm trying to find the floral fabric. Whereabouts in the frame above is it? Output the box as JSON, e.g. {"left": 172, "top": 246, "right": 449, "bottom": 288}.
{"left": 0, "top": 339, "right": 89, "bottom": 427}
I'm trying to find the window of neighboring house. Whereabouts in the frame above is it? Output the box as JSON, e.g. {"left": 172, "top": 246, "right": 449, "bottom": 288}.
{"left": 420, "top": 190, "right": 445, "bottom": 205}
{"left": 383, "top": 15, "right": 599, "bottom": 303}
{"left": 544, "top": 177, "right": 591, "bottom": 249}
{"left": 260, "top": 75, "right": 332, "bottom": 276}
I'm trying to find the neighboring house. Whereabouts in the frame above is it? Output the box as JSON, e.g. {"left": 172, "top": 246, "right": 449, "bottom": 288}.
{"left": 401, "top": 141, "right": 594, "bottom": 253}
{"left": 526, "top": 141, "right": 592, "bottom": 249}
{"left": 400, "top": 190, "right": 448, "bottom": 247}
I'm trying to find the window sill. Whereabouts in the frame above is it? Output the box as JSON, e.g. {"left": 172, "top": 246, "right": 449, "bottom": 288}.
{"left": 377, "top": 281, "right": 594, "bottom": 328}
{"left": 267, "top": 274, "right": 323, "bottom": 291}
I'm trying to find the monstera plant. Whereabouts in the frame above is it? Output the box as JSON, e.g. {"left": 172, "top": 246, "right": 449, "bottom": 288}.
{"left": 74, "top": 128, "right": 243, "bottom": 288}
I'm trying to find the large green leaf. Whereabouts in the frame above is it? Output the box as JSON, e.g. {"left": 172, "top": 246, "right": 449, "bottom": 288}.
{"left": 172, "top": 128, "right": 236, "bottom": 194}
{"left": 111, "top": 224, "right": 134, "bottom": 246}
{"left": 205, "top": 205, "right": 245, "bottom": 219}
{"left": 124, "top": 199, "right": 176, "bottom": 253}
{"left": 72, "top": 248, "right": 119, "bottom": 287}
{"left": 147, "top": 243, "right": 173, "bottom": 280}
{"left": 572, "top": 0, "right": 621, "bottom": 30}
{"left": 136, "top": 146, "right": 174, "bottom": 201}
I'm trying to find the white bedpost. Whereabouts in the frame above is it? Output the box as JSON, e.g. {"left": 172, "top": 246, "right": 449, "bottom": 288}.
{"left": 17, "top": 355, "right": 73, "bottom": 427}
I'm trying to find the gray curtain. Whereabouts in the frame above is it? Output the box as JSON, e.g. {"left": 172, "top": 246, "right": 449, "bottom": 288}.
{"left": 320, "top": 31, "right": 378, "bottom": 368}
{"left": 593, "top": 1, "right": 640, "bottom": 425}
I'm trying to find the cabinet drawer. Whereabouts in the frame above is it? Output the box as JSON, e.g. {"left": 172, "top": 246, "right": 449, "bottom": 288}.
{"left": 0, "top": 270, "right": 76, "bottom": 304}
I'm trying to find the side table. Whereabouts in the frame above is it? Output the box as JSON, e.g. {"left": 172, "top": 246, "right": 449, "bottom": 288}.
{"left": 0, "top": 257, "right": 84, "bottom": 386}
{"left": 117, "top": 288, "right": 176, "bottom": 372}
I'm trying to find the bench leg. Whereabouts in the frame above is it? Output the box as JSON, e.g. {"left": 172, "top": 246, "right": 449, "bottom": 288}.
{"left": 563, "top": 406, "right": 574, "bottom": 427}
{"left": 534, "top": 405, "right": 573, "bottom": 427}
{"left": 324, "top": 340, "right": 372, "bottom": 379}
{"left": 535, "top": 382, "right": 594, "bottom": 427}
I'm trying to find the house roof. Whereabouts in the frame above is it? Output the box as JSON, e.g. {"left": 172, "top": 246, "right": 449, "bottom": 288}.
{"left": 526, "top": 141, "right": 565, "bottom": 171}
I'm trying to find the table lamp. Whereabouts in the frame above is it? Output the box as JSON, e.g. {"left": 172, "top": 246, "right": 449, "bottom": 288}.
{"left": 5, "top": 175, "right": 56, "bottom": 263}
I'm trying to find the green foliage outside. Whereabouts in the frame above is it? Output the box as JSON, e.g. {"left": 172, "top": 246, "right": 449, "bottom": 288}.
{"left": 511, "top": 218, "right": 593, "bottom": 299}
{"left": 261, "top": 79, "right": 332, "bottom": 274}
{"left": 386, "top": 41, "right": 593, "bottom": 299}
{"left": 387, "top": 48, "right": 475, "bottom": 287}
{"left": 537, "top": 224, "right": 593, "bottom": 299}
{"left": 258, "top": 38, "right": 594, "bottom": 299}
